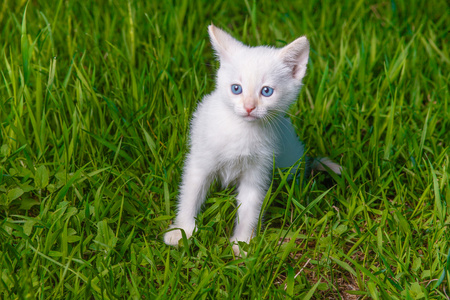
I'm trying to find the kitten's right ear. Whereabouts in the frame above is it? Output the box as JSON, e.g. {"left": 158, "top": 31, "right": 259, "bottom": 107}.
{"left": 208, "top": 25, "right": 243, "bottom": 61}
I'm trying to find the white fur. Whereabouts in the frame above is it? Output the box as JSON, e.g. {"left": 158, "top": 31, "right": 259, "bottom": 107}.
{"left": 164, "top": 25, "right": 340, "bottom": 253}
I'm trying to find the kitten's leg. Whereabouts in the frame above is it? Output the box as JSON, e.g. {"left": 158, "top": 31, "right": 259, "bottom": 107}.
{"left": 164, "top": 158, "right": 213, "bottom": 246}
{"left": 230, "top": 166, "right": 268, "bottom": 255}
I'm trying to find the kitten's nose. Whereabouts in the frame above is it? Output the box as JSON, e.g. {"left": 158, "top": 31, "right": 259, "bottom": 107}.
{"left": 245, "top": 105, "right": 255, "bottom": 114}
{"left": 244, "top": 98, "right": 257, "bottom": 114}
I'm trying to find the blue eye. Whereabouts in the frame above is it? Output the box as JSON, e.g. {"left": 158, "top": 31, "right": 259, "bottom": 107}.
{"left": 231, "top": 84, "right": 242, "bottom": 94}
{"left": 261, "top": 86, "right": 274, "bottom": 97}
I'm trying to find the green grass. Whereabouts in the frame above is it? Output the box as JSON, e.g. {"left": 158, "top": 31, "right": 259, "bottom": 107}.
{"left": 1, "top": 0, "right": 449, "bottom": 298}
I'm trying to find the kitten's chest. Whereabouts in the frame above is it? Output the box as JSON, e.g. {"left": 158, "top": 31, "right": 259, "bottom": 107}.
{"left": 190, "top": 98, "right": 277, "bottom": 162}
{"left": 211, "top": 125, "right": 272, "bottom": 186}
{"left": 209, "top": 120, "right": 273, "bottom": 161}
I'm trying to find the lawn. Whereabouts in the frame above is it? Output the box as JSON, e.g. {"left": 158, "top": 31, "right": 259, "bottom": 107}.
{"left": 0, "top": 0, "right": 449, "bottom": 298}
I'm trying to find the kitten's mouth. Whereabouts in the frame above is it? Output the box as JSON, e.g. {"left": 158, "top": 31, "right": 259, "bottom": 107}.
{"left": 243, "top": 115, "right": 258, "bottom": 121}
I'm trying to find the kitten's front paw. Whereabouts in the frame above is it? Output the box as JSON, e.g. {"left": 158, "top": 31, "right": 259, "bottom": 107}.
{"left": 230, "top": 236, "right": 249, "bottom": 257}
{"left": 164, "top": 226, "right": 193, "bottom": 246}
{"left": 232, "top": 244, "right": 247, "bottom": 257}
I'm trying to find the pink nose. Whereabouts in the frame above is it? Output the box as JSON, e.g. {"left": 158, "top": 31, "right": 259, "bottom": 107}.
{"left": 245, "top": 106, "right": 255, "bottom": 114}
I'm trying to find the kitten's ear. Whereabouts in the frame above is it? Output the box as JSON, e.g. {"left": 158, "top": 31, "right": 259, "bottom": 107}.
{"left": 208, "top": 25, "right": 243, "bottom": 61}
{"left": 279, "top": 36, "right": 310, "bottom": 80}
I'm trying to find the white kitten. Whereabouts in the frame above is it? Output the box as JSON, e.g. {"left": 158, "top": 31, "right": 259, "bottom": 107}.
{"left": 164, "top": 25, "right": 341, "bottom": 254}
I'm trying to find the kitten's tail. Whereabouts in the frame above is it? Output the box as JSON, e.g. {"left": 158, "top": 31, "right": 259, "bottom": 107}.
{"left": 311, "top": 157, "right": 342, "bottom": 175}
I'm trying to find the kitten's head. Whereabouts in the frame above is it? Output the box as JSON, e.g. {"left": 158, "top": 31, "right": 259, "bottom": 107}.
{"left": 208, "top": 25, "right": 310, "bottom": 122}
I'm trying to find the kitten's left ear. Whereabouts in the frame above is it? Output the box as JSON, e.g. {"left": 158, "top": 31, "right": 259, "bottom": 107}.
{"left": 208, "top": 25, "right": 244, "bottom": 61}
{"left": 279, "top": 36, "right": 310, "bottom": 80}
